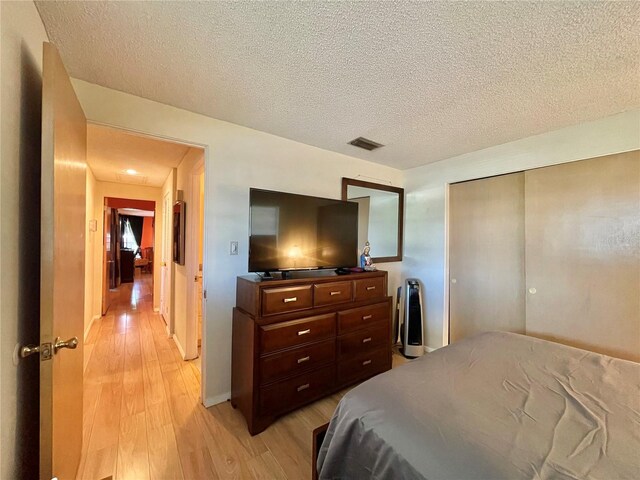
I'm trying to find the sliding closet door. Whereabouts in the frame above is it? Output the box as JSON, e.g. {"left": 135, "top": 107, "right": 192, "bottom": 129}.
{"left": 449, "top": 173, "right": 525, "bottom": 342}
{"left": 525, "top": 151, "right": 640, "bottom": 361}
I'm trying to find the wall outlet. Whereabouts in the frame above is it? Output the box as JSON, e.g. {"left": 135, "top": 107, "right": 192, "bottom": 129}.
{"left": 230, "top": 241, "right": 239, "bottom": 255}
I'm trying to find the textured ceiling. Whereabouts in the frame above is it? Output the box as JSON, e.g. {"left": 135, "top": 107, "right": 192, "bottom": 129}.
{"left": 87, "top": 124, "right": 190, "bottom": 187}
{"left": 38, "top": 1, "right": 639, "bottom": 170}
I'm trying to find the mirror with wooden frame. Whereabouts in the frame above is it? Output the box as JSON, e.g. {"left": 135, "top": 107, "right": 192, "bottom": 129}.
{"left": 342, "top": 178, "right": 404, "bottom": 263}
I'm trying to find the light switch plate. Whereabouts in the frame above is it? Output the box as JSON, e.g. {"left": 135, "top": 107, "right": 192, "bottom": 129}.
{"left": 230, "top": 241, "right": 239, "bottom": 255}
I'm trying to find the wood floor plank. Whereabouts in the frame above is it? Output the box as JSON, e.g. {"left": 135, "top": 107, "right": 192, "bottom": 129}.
{"left": 88, "top": 380, "right": 123, "bottom": 452}
{"left": 147, "top": 424, "right": 184, "bottom": 480}
{"left": 140, "top": 330, "right": 159, "bottom": 364}
{"left": 143, "top": 361, "right": 167, "bottom": 405}
{"left": 167, "top": 392, "right": 218, "bottom": 479}
{"left": 121, "top": 367, "right": 145, "bottom": 418}
{"left": 114, "top": 311, "right": 128, "bottom": 334}
{"left": 121, "top": 331, "right": 145, "bottom": 418}
{"left": 116, "top": 412, "right": 150, "bottom": 480}
{"left": 80, "top": 443, "right": 117, "bottom": 480}
{"left": 178, "top": 361, "right": 201, "bottom": 400}
{"left": 209, "top": 403, "right": 269, "bottom": 459}
{"left": 193, "top": 404, "right": 255, "bottom": 479}
{"left": 246, "top": 451, "right": 288, "bottom": 480}
{"left": 79, "top": 382, "right": 102, "bottom": 472}
{"left": 259, "top": 420, "right": 311, "bottom": 480}
{"left": 145, "top": 399, "right": 173, "bottom": 435}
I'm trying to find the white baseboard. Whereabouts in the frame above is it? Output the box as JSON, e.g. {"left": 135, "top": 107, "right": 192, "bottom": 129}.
{"left": 153, "top": 307, "right": 160, "bottom": 313}
{"left": 425, "top": 346, "right": 437, "bottom": 353}
{"left": 84, "top": 314, "right": 101, "bottom": 341}
{"left": 172, "top": 334, "right": 186, "bottom": 359}
{"left": 203, "top": 391, "right": 231, "bottom": 407}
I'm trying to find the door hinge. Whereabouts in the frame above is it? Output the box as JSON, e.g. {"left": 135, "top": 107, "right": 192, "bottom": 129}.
{"left": 203, "top": 289, "right": 207, "bottom": 300}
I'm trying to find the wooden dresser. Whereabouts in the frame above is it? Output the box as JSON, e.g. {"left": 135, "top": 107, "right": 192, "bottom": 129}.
{"left": 231, "top": 270, "right": 392, "bottom": 435}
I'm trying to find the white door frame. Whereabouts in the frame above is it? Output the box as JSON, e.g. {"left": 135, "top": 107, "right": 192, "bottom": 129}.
{"left": 443, "top": 182, "right": 451, "bottom": 347}
{"left": 185, "top": 158, "right": 205, "bottom": 361}
{"left": 86, "top": 119, "right": 209, "bottom": 403}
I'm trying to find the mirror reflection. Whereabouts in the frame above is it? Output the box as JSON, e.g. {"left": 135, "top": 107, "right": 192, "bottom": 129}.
{"left": 342, "top": 178, "right": 404, "bottom": 262}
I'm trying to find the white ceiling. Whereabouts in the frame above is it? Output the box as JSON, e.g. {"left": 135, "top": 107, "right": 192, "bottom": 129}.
{"left": 38, "top": 2, "right": 639, "bottom": 170}
{"left": 87, "top": 124, "right": 191, "bottom": 187}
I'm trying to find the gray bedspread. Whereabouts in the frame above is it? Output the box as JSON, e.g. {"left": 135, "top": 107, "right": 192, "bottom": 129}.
{"left": 317, "top": 332, "right": 640, "bottom": 479}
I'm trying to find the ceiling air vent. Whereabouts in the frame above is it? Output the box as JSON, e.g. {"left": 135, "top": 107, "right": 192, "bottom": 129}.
{"left": 348, "top": 137, "right": 384, "bottom": 151}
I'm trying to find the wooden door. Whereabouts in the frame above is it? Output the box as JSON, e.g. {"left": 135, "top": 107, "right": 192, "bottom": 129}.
{"left": 525, "top": 151, "right": 640, "bottom": 361}
{"left": 40, "top": 43, "right": 87, "bottom": 479}
{"left": 449, "top": 173, "right": 526, "bottom": 342}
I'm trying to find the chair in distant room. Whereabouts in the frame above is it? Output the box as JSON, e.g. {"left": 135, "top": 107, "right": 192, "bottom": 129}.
{"left": 142, "top": 247, "right": 153, "bottom": 274}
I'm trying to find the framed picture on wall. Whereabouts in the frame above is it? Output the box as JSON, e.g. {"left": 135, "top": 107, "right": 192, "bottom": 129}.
{"left": 173, "top": 200, "right": 186, "bottom": 265}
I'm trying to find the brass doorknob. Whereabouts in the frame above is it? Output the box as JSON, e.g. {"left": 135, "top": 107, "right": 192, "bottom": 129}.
{"left": 54, "top": 336, "right": 78, "bottom": 354}
{"left": 20, "top": 344, "right": 40, "bottom": 358}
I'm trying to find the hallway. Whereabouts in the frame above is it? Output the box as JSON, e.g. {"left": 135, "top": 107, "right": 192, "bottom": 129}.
{"left": 79, "top": 275, "right": 342, "bottom": 479}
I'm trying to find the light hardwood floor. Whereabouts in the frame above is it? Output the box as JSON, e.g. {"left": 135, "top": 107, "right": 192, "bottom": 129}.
{"left": 79, "top": 274, "right": 406, "bottom": 480}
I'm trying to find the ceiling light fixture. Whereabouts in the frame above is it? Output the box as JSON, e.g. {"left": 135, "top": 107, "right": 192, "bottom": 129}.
{"left": 125, "top": 169, "right": 138, "bottom": 175}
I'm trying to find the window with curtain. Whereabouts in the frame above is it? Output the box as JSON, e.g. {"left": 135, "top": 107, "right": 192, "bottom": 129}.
{"left": 122, "top": 218, "right": 140, "bottom": 254}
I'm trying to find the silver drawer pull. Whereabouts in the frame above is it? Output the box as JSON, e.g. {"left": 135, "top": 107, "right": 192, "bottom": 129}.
{"left": 362, "top": 315, "right": 373, "bottom": 320}
{"left": 330, "top": 291, "right": 341, "bottom": 296}
{"left": 362, "top": 360, "right": 372, "bottom": 366}
{"left": 297, "top": 383, "right": 310, "bottom": 392}
{"left": 366, "top": 286, "right": 376, "bottom": 291}
{"left": 362, "top": 337, "right": 372, "bottom": 343}
{"left": 297, "top": 329, "right": 311, "bottom": 336}
{"left": 297, "top": 356, "right": 310, "bottom": 364}
{"left": 283, "top": 297, "right": 297, "bottom": 303}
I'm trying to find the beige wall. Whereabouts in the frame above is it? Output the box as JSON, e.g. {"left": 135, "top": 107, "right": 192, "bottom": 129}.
{"left": 0, "top": 2, "right": 49, "bottom": 477}
{"left": 90, "top": 181, "right": 164, "bottom": 320}
{"left": 403, "top": 109, "right": 640, "bottom": 350}
{"left": 84, "top": 167, "right": 97, "bottom": 338}
{"left": 71, "top": 79, "right": 404, "bottom": 405}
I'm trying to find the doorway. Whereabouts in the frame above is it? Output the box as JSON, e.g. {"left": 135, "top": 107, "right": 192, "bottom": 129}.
{"left": 80, "top": 123, "right": 208, "bottom": 477}
{"left": 101, "top": 197, "right": 156, "bottom": 316}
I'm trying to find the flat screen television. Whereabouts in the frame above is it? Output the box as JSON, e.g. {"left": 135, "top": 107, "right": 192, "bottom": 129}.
{"left": 249, "top": 188, "right": 358, "bottom": 273}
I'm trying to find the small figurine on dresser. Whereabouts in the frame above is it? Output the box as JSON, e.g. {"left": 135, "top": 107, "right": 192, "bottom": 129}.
{"left": 360, "top": 241, "right": 377, "bottom": 271}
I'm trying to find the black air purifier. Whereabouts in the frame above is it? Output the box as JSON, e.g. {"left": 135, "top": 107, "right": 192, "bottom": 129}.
{"left": 399, "top": 278, "right": 425, "bottom": 358}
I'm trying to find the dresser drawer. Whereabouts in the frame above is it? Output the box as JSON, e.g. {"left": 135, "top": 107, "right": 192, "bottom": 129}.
{"left": 338, "top": 322, "right": 389, "bottom": 359}
{"left": 260, "top": 313, "right": 335, "bottom": 354}
{"left": 314, "top": 281, "right": 353, "bottom": 307}
{"left": 260, "top": 339, "right": 336, "bottom": 385}
{"left": 259, "top": 365, "right": 335, "bottom": 416}
{"left": 337, "top": 348, "right": 390, "bottom": 386}
{"left": 354, "top": 277, "right": 385, "bottom": 301}
{"left": 261, "top": 285, "right": 313, "bottom": 316}
{"left": 338, "top": 302, "right": 390, "bottom": 334}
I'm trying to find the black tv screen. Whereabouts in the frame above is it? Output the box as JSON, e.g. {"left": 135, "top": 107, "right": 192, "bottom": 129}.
{"left": 249, "top": 188, "right": 358, "bottom": 272}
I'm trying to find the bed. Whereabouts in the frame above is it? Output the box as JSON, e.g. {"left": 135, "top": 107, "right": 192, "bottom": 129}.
{"left": 317, "top": 332, "right": 640, "bottom": 479}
